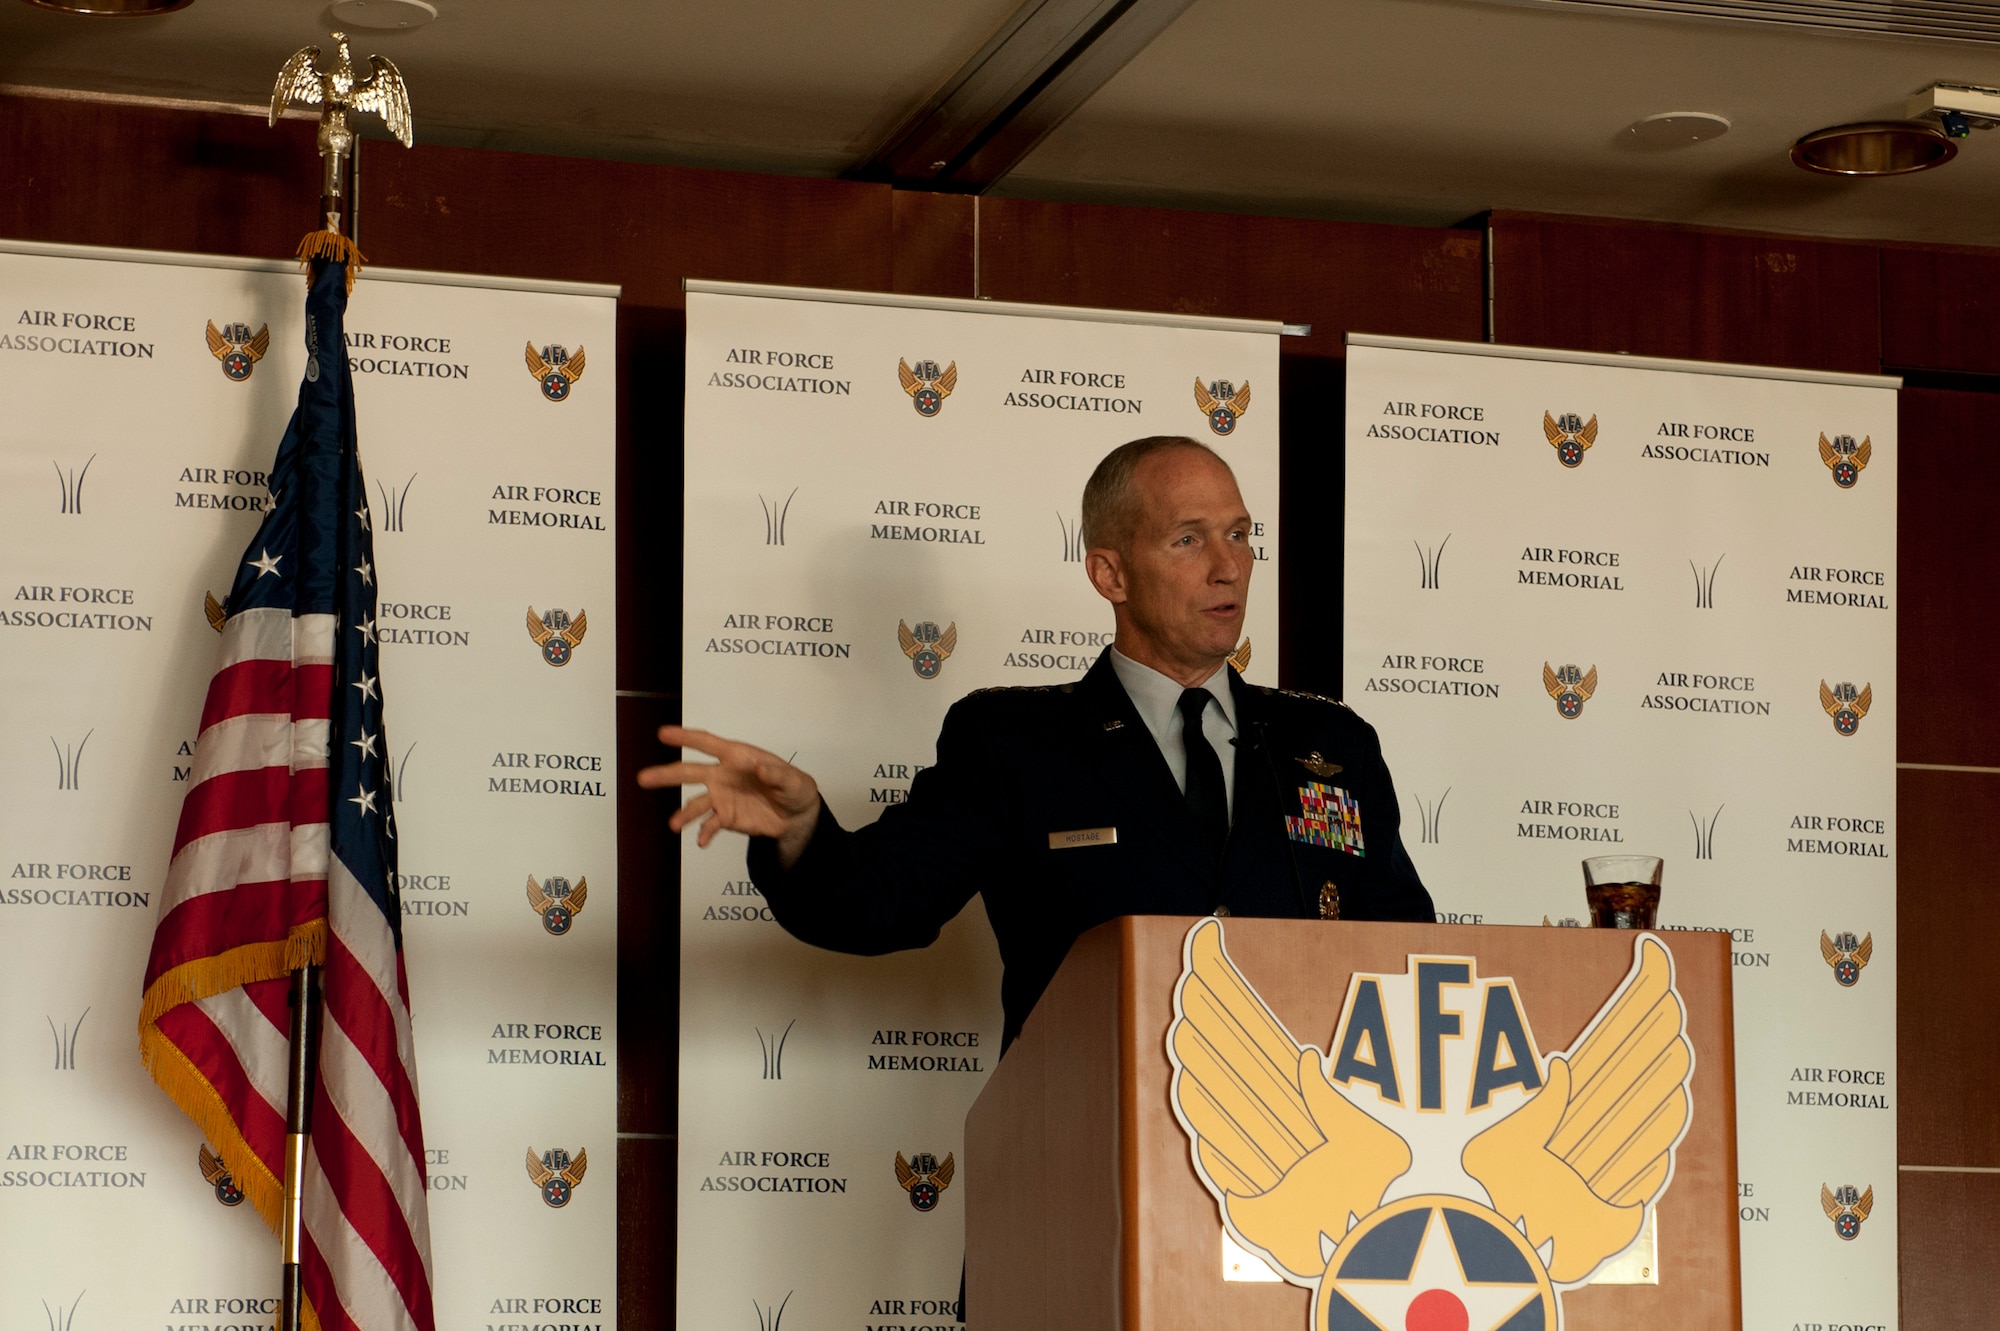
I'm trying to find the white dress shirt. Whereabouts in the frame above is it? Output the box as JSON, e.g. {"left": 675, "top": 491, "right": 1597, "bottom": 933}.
{"left": 1108, "top": 645, "right": 1238, "bottom": 826}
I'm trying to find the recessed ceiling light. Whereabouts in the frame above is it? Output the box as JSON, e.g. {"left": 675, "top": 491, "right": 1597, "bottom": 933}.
{"left": 328, "top": 0, "right": 436, "bottom": 30}
{"left": 1623, "top": 112, "right": 1731, "bottom": 149}
{"left": 17, "top": 0, "right": 192, "bottom": 14}
{"left": 1791, "top": 121, "right": 1956, "bottom": 176}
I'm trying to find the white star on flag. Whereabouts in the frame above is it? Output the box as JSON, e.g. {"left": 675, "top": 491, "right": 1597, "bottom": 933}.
{"left": 355, "top": 503, "right": 371, "bottom": 529}
{"left": 353, "top": 672, "right": 379, "bottom": 703}
{"left": 355, "top": 616, "right": 377, "bottom": 644}
{"left": 349, "top": 784, "right": 378, "bottom": 817}
{"left": 355, "top": 557, "right": 374, "bottom": 587}
{"left": 247, "top": 549, "right": 282, "bottom": 578}
{"left": 351, "top": 729, "right": 380, "bottom": 760}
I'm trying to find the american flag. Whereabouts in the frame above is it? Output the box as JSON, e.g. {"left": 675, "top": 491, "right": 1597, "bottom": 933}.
{"left": 140, "top": 254, "right": 435, "bottom": 1331}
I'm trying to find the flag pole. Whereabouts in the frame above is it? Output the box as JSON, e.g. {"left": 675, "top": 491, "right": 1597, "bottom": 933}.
{"left": 278, "top": 108, "right": 342, "bottom": 1331}
{"left": 266, "top": 34, "right": 411, "bottom": 1331}
{"left": 280, "top": 962, "right": 324, "bottom": 1331}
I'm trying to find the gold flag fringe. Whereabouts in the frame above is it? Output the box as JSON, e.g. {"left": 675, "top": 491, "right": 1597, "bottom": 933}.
{"left": 295, "top": 230, "right": 368, "bottom": 292}
{"left": 138, "top": 918, "right": 327, "bottom": 1030}
{"left": 139, "top": 1026, "right": 286, "bottom": 1229}
{"left": 137, "top": 917, "right": 329, "bottom": 1234}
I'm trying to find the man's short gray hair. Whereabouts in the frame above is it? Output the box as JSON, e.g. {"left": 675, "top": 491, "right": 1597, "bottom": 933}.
{"left": 1079, "top": 435, "right": 1231, "bottom": 553}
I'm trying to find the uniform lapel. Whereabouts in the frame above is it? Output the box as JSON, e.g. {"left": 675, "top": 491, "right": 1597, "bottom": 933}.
{"left": 1075, "top": 653, "right": 1217, "bottom": 875}
{"left": 1223, "top": 670, "right": 1307, "bottom": 915}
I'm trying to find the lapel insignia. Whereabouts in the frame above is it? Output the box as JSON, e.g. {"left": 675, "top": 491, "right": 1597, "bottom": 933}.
{"left": 1228, "top": 638, "right": 1253, "bottom": 672}
{"left": 1296, "top": 751, "right": 1342, "bottom": 778}
{"left": 1101, "top": 719, "right": 1125, "bottom": 731}
{"left": 1287, "top": 781, "right": 1365, "bottom": 855}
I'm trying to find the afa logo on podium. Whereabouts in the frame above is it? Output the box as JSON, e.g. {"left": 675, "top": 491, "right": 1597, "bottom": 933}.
{"left": 1168, "top": 919, "right": 1692, "bottom": 1331}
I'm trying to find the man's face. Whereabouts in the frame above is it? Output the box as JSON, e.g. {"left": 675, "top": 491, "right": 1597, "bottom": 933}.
{"left": 1090, "top": 448, "right": 1253, "bottom": 677}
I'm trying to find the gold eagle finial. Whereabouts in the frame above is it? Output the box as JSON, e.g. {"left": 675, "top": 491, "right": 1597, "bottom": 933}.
{"left": 270, "top": 32, "right": 414, "bottom": 214}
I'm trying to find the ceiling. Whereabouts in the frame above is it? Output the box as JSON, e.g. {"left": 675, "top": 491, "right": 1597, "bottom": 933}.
{"left": 5, "top": 0, "right": 2000, "bottom": 247}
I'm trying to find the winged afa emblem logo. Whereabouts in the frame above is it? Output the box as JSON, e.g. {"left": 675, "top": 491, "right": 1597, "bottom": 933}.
{"left": 1819, "top": 679, "right": 1871, "bottom": 736}
{"left": 1822, "top": 1182, "right": 1873, "bottom": 1239}
{"left": 206, "top": 321, "right": 271, "bottom": 381}
{"left": 898, "top": 358, "right": 957, "bottom": 417}
{"left": 898, "top": 619, "right": 956, "bottom": 679}
{"left": 526, "top": 343, "right": 587, "bottom": 402}
{"left": 1195, "top": 377, "right": 1252, "bottom": 436}
{"left": 1543, "top": 412, "right": 1598, "bottom": 468}
{"left": 198, "top": 1143, "right": 245, "bottom": 1207}
{"left": 1543, "top": 662, "right": 1598, "bottom": 719}
{"left": 1169, "top": 918, "right": 1692, "bottom": 1331}
{"left": 526, "top": 1146, "right": 589, "bottom": 1208}
{"left": 1820, "top": 930, "right": 1873, "bottom": 987}
{"left": 526, "top": 606, "right": 589, "bottom": 667}
{"left": 895, "top": 1151, "right": 956, "bottom": 1212}
{"left": 1818, "top": 433, "right": 1871, "bottom": 489}
{"left": 526, "top": 874, "right": 588, "bottom": 935}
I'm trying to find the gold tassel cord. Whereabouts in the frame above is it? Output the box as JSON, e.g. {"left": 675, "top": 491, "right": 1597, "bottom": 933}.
{"left": 294, "top": 231, "right": 368, "bottom": 292}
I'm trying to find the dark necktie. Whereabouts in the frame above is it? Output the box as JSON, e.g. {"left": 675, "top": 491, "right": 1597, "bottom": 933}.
{"left": 1178, "top": 688, "right": 1229, "bottom": 848}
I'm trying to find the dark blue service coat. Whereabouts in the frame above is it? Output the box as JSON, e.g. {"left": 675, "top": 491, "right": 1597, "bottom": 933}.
{"left": 748, "top": 650, "right": 1434, "bottom": 1049}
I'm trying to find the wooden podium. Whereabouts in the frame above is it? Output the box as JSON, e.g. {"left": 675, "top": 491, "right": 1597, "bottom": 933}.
{"left": 964, "top": 917, "right": 1739, "bottom": 1330}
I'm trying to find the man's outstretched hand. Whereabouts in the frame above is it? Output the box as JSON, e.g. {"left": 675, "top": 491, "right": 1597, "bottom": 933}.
{"left": 637, "top": 726, "right": 821, "bottom": 868}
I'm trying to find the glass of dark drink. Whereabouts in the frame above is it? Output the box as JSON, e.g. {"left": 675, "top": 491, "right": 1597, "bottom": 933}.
{"left": 1582, "top": 855, "right": 1662, "bottom": 929}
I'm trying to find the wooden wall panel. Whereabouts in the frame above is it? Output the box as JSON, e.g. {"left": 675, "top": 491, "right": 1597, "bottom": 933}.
{"left": 359, "top": 143, "right": 894, "bottom": 310}
{"left": 1897, "top": 389, "right": 2000, "bottom": 768}
{"left": 0, "top": 93, "right": 322, "bottom": 258}
{"left": 1490, "top": 211, "right": 1882, "bottom": 374}
{"left": 1882, "top": 244, "right": 2000, "bottom": 379}
{"left": 893, "top": 190, "right": 975, "bottom": 298}
{"left": 616, "top": 1136, "right": 676, "bottom": 1325}
{"left": 976, "top": 196, "right": 1485, "bottom": 359}
{"left": 1899, "top": 1170, "right": 2000, "bottom": 1331}
{"left": 1897, "top": 768, "right": 2000, "bottom": 1169}
{"left": 613, "top": 306, "right": 687, "bottom": 695}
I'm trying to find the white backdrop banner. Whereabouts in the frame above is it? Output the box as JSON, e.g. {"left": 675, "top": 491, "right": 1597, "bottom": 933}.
{"left": 0, "top": 241, "right": 618, "bottom": 1331}
{"left": 679, "top": 281, "right": 1281, "bottom": 1327}
{"left": 1342, "top": 334, "right": 1898, "bottom": 1328}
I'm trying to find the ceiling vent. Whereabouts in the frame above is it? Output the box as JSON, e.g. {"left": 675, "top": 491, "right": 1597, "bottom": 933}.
{"left": 1526, "top": 0, "right": 2000, "bottom": 46}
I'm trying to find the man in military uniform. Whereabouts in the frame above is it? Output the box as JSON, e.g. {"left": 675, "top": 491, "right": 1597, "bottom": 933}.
{"left": 640, "top": 435, "right": 1433, "bottom": 1050}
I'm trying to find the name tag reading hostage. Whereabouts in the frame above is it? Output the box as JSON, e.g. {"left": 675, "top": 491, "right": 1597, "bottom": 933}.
{"left": 1167, "top": 918, "right": 1692, "bottom": 1331}
{"left": 1049, "top": 827, "right": 1117, "bottom": 849}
